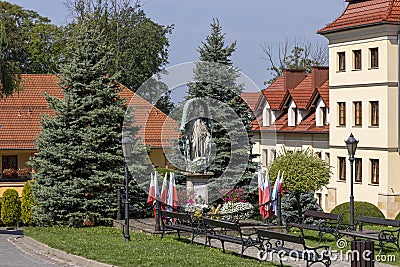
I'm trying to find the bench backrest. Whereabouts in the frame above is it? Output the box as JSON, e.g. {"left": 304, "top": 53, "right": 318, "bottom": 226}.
{"left": 304, "top": 210, "right": 341, "bottom": 221}
{"left": 161, "top": 210, "right": 191, "bottom": 222}
{"left": 257, "top": 229, "right": 304, "bottom": 245}
{"left": 357, "top": 215, "right": 400, "bottom": 227}
{"left": 203, "top": 217, "right": 241, "bottom": 232}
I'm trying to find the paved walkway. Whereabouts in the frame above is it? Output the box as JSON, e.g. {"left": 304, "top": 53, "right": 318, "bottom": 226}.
{"left": 0, "top": 229, "right": 59, "bottom": 267}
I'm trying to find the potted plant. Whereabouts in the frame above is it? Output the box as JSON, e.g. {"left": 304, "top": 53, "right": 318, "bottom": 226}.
{"left": 2, "top": 168, "right": 16, "bottom": 178}
{"left": 17, "top": 168, "right": 30, "bottom": 176}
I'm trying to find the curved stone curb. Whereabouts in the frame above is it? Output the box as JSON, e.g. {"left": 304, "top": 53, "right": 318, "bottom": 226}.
{"left": 16, "top": 236, "right": 117, "bottom": 267}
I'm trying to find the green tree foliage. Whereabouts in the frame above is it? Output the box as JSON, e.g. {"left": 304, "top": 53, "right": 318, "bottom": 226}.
{"left": 21, "top": 180, "right": 35, "bottom": 225}
{"left": 331, "top": 201, "right": 385, "bottom": 225}
{"left": 282, "top": 191, "right": 322, "bottom": 224}
{"left": 1, "top": 189, "right": 21, "bottom": 227}
{"left": 268, "top": 148, "right": 330, "bottom": 217}
{"left": 66, "top": 0, "right": 173, "bottom": 89}
{"left": 187, "top": 19, "right": 257, "bottom": 191}
{"left": 261, "top": 39, "right": 328, "bottom": 84}
{"left": 0, "top": 1, "right": 65, "bottom": 95}
{"left": 30, "top": 22, "right": 131, "bottom": 226}
{"left": 395, "top": 212, "right": 400, "bottom": 221}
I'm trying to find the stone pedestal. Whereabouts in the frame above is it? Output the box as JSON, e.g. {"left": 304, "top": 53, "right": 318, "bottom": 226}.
{"left": 184, "top": 172, "right": 213, "bottom": 204}
{"left": 378, "top": 193, "right": 400, "bottom": 219}
{"left": 325, "top": 187, "right": 337, "bottom": 212}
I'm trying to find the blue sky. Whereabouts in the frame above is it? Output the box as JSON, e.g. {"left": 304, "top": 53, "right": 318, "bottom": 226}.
{"left": 10, "top": 0, "right": 347, "bottom": 90}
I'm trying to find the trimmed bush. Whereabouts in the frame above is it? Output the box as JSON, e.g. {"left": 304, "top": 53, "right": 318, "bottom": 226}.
{"left": 331, "top": 201, "right": 384, "bottom": 224}
{"left": 395, "top": 212, "right": 400, "bottom": 221}
{"left": 1, "top": 189, "right": 21, "bottom": 227}
{"left": 21, "top": 180, "right": 35, "bottom": 225}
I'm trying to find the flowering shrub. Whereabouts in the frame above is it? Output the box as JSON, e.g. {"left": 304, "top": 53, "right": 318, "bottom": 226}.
{"left": 2, "top": 168, "right": 16, "bottom": 177}
{"left": 221, "top": 188, "right": 247, "bottom": 203}
{"left": 83, "top": 214, "right": 95, "bottom": 227}
{"left": 220, "top": 202, "right": 253, "bottom": 222}
{"left": 17, "top": 168, "right": 30, "bottom": 176}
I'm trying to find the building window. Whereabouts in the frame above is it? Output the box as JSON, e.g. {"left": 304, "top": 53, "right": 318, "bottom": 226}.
{"left": 2, "top": 155, "right": 17, "bottom": 171}
{"left": 338, "top": 52, "right": 346, "bottom": 71}
{"left": 338, "top": 157, "right": 346, "bottom": 181}
{"left": 322, "top": 107, "right": 328, "bottom": 125}
{"left": 262, "top": 149, "right": 268, "bottom": 166}
{"left": 355, "top": 158, "right": 362, "bottom": 183}
{"left": 354, "top": 101, "right": 362, "bottom": 126}
{"left": 325, "top": 153, "right": 330, "bottom": 164}
{"left": 370, "top": 101, "right": 379, "bottom": 126}
{"left": 370, "top": 48, "right": 378, "bottom": 68}
{"left": 263, "top": 107, "right": 271, "bottom": 126}
{"left": 338, "top": 102, "right": 346, "bottom": 126}
{"left": 353, "top": 50, "right": 362, "bottom": 70}
{"left": 371, "top": 159, "right": 379, "bottom": 184}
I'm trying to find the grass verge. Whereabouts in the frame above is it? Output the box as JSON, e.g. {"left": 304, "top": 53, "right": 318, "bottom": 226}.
{"left": 24, "top": 226, "right": 276, "bottom": 267}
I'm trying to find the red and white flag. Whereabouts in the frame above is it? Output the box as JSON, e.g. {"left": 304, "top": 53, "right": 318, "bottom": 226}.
{"left": 262, "top": 170, "right": 272, "bottom": 219}
{"left": 258, "top": 169, "right": 266, "bottom": 217}
{"left": 160, "top": 173, "right": 169, "bottom": 211}
{"left": 168, "top": 172, "right": 179, "bottom": 211}
{"left": 146, "top": 173, "right": 155, "bottom": 206}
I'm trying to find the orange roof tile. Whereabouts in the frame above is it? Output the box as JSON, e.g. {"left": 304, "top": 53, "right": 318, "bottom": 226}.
{"left": 318, "top": 0, "right": 400, "bottom": 34}
{"left": 317, "top": 80, "right": 330, "bottom": 107}
{"left": 0, "top": 74, "right": 177, "bottom": 150}
{"left": 262, "top": 76, "right": 286, "bottom": 109}
{"left": 288, "top": 75, "right": 315, "bottom": 109}
{"left": 241, "top": 92, "right": 262, "bottom": 113}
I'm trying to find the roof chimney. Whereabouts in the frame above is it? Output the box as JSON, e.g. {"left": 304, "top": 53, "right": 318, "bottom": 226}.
{"left": 283, "top": 69, "right": 306, "bottom": 90}
{"left": 311, "top": 66, "right": 329, "bottom": 89}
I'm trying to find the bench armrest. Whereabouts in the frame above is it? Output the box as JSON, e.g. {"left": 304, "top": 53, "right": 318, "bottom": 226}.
{"left": 286, "top": 215, "right": 303, "bottom": 224}
{"left": 379, "top": 229, "right": 400, "bottom": 241}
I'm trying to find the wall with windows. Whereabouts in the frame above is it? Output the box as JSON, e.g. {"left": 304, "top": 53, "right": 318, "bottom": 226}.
{"left": 324, "top": 25, "right": 400, "bottom": 218}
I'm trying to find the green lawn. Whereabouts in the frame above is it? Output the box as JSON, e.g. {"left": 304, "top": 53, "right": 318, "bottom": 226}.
{"left": 24, "top": 226, "right": 277, "bottom": 267}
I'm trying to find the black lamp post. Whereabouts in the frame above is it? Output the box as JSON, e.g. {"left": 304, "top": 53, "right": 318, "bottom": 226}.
{"left": 345, "top": 133, "right": 358, "bottom": 230}
{"left": 121, "top": 135, "right": 135, "bottom": 242}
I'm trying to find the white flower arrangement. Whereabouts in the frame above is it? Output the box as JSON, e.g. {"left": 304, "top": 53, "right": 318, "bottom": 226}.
{"left": 184, "top": 203, "right": 209, "bottom": 213}
{"left": 220, "top": 202, "right": 253, "bottom": 222}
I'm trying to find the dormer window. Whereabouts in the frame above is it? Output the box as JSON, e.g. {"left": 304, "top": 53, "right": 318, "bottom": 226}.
{"left": 263, "top": 103, "right": 271, "bottom": 126}
{"left": 316, "top": 99, "right": 329, "bottom": 127}
{"left": 288, "top": 101, "right": 298, "bottom": 126}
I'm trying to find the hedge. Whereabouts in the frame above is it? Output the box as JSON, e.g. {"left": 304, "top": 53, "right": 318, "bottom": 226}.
{"left": 21, "top": 180, "right": 35, "bottom": 225}
{"left": 331, "top": 201, "right": 384, "bottom": 224}
{"left": 1, "top": 189, "right": 21, "bottom": 227}
{"left": 395, "top": 212, "right": 400, "bottom": 221}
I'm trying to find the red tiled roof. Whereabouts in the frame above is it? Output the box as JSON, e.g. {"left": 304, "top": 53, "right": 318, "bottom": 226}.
{"left": 318, "top": 0, "right": 400, "bottom": 34}
{"left": 262, "top": 76, "right": 286, "bottom": 109}
{"left": 288, "top": 75, "right": 315, "bottom": 109}
{"left": 317, "top": 80, "right": 330, "bottom": 107}
{"left": 0, "top": 74, "right": 177, "bottom": 150}
{"left": 258, "top": 112, "right": 328, "bottom": 133}
{"left": 241, "top": 92, "right": 261, "bottom": 112}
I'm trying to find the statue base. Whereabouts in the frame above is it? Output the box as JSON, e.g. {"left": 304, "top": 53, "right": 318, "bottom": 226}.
{"left": 183, "top": 172, "right": 213, "bottom": 204}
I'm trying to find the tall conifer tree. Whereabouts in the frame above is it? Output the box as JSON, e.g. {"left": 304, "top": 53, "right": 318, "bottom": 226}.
{"left": 30, "top": 22, "right": 130, "bottom": 226}
{"left": 187, "top": 19, "right": 257, "bottom": 194}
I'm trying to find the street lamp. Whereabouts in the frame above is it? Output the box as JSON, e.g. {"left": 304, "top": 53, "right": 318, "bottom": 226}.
{"left": 121, "top": 135, "right": 135, "bottom": 242}
{"left": 345, "top": 133, "right": 358, "bottom": 230}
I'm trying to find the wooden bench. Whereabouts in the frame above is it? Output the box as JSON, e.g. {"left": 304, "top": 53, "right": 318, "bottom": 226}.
{"left": 338, "top": 215, "right": 400, "bottom": 252}
{"left": 286, "top": 210, "right": 342, "bottom": 242}
{"left": 202, "top": 217, "right": 261, "bottom": 257}
{"left": 257, "top": 229, "right": 331, "bottom": 267}
{"left": 160, "top": 210, "right": 203, "bottom": 244}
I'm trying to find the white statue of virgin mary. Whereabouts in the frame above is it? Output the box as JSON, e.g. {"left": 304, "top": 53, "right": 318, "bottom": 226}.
{"left": 190, "top": 119, "right": 211, "bottom": 161}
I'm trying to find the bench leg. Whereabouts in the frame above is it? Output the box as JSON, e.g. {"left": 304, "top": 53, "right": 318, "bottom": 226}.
{"left": 161, "top": 229, "right": 165, "bottom": 240}
{"left": 177, "top": 230, "right": 180, "bottom": 240}
{"left": 221, "top": 241, "right": 225, "bottom": 253}
{"left": 240, "top": 245, "right": 244, "bottom": 258}
{"left": 318, "top": 231, "right": 323, "bottom": 243}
